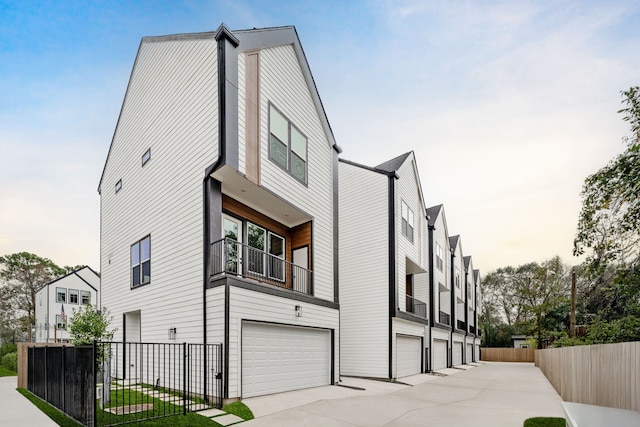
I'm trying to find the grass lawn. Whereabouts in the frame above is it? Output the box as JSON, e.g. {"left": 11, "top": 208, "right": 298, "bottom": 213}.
{"left": 524, "top": 417, "right": 566, "bottom": 427}
{"left": 0, "top": 366, "right": 17, "bottom": 377}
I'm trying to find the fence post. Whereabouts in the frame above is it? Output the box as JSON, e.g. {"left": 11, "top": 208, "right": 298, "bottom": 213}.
{"left": 62, "top": 345, "right": 66, "bottom": 415}
{"left": 44, "top": 345, "right": 48, "bottom": 403}
{"left": 203, "top": 344, "right": 208, "bottom": 404}
{"left": 93, "top": 340, "right": 97, "bottom": 427}
{"left": 183, "top": 342, "right": 187, "bottom": 415}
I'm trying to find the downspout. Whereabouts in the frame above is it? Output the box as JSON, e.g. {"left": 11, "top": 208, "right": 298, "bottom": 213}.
{"left": 387, "top": 172, "right": 398, "bottom": 379}
{"left": 427, "top": 224, "right": 435, "bottom": 328}
{"left": 464, "top": 268, "right": 469, "bottom": 363}
{"left": 449, "top": 248, "right": 455, "bottom": 367}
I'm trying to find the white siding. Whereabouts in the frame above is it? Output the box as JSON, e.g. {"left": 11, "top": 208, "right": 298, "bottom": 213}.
{"left": 257, "top": 44, "right": 334, "bottom": 302}
{"left": 432, "top": 210, "right": 450, "bottom": 318}
{"left": 101, "top": 36, "right": 218, "bottom": 343}
{"left": 227, "top": 286, "right": 339, "bottom": 399}
{"left": 339, "top": 162, "right": 389, "bottom": 377}
{"left": 392, "top": 318, "right": 427, "bottom": 378}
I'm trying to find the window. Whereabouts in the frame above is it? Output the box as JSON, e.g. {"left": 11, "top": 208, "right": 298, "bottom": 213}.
{"left": 455, "top": 266, "right": 461, "bottom": 288}
{"left": 115, "top": 179, "right": 122, "bottom": 193}
{"left": 269, "top": 104, "right": 308, "bottom": 184}
{"left": 131, "top": 235, "right": 151, "bottom": 287}
{"left": 247, "top": 223, "right": 266, "bottom": 275}
{"left": 69, "top": 289, "right": 79, "bottom": 304}
{"left": 81, "top": 291, "right": 91, "bottom": 305}
{"left": 56, "top": 287, "right": 66, "bottom": 303}
{"left": 56, "top": 315, "right": 66, "bottom": 330}
{"left": 401, "top": 201, "right": 414, "bottom": 243}
{"left": 268, "top": 232, "right": 285, "bottom": 281}
{"left": 142, "top": 148, "right": 151, "bottom": 166}
{"left": 436, "top": 243, "right": 444, "bottom": 271}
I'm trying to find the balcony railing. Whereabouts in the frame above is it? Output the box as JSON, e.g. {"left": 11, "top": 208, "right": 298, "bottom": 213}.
{"left": 457, "top": 320, "right": 467, "bottom": 331}
{"left": 438, "top": 311, "right": 450, "bottom": 326}
{"left": 406, "top": 295, "right": 427, "bottom": 318}
{"left": 210, "top": 238, "right": 313, "bottom": 295}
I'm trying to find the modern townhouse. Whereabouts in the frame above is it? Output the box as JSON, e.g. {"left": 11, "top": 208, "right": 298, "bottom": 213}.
{"left": 426, "top": 204, "right": 452, "bottom": 370}
{"left": 339, "top": 152, "right": 430, "bottom": 379}
{"left": 99, "top": 24, "right": 340, "bottom": 400}
{"left": 34, "top": 266, "right": 99, "bottom": 343}
{"left": 473, "top": 269, "right": 482, "bottom": 358}
{"left": 449, "top": 234, "right": 467, "bottom": 366}
{"left": 463, "top": 255, "right": 476, "bottom": 362}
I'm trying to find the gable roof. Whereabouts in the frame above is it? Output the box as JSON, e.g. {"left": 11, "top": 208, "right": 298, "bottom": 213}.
{"left": 99, "top": 23, "right": 340, "bottom": 193}
{"left": 463, "top": 255, "right": 472, "bottom": 270}
{"left": 39, "top": 266, "right": 99, "bottom": 293}
{"left": 427, "top": 204, "right": 443, "bottom": 226}
{"left": 449, "top": 235, "right": 460, "bottom": 252}
{"left": 375, "top": 152, "right": 412, "bottom": 173}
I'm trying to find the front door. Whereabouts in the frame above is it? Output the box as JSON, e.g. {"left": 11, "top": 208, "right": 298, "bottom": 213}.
{"left": 222, "top": 214, "right": 242, "bottom": 274}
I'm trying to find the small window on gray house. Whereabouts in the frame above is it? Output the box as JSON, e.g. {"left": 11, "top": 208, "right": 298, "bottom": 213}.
{"left": 56, "top": 315, "right": 66, "bottom": 330}
{"left": 56, "top": 287, "right": 67, "bottom": 303}
{"left": 131, "top": 235, "right": 151, "bottom": 288}
{"left": 436, "top": 243, "right": 444, "bottom": 271}
{"left": 455, "top": 266, "right": 461, "bottom": 288}
{"left": 401, "top": 200, "right": 414, "bottom": 243}
{"left": 269, "top": 103, "right": 308, "bottom": 184}
{"left": 142, "top": 148, "right": 151, "bottom": 166}
{"left": 81, "top": 291, "right": 91, "bottom": 305}
{"left": 115, "top": 179, "right": 122, "bottom": 193}
{"left": 69, "top": 289, "right": 79, "bottom": 304}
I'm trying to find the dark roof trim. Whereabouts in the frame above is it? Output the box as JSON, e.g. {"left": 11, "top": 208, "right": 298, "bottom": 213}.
{"left": 339, "top": 158, "right": 399, "bottom": 178}
{"left": 375, "top": 151, "right": 412, "bottom": 173}
{"left": 73, "top": 270, "right": 99, "bottom": 292}
{"left": 40, "top": 266, "right": 99, "bottom": 292}
{"left": 426, "top": 204, "right": 443, "bottom": 226}
{"left": 463, "top": 255, "right": 472, "bottom": 270}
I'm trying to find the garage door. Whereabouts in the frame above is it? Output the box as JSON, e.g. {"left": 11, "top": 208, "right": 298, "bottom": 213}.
{"left": 396, "top": 335, "right": 421, "bottom": 378}
{"left": 433, "top": 339, "right": 447, "bottom": 370}
{"left": 466, "top": 343, "right": 473, "bottom": 364}
{"left": 475, "top": 344, "right": 481, "bottom": 362}
{"left": 242, "top": 322, "right": 331, "bottom": 398}
{"left": 453, "top": 341, "right": 463, "bottom": 365}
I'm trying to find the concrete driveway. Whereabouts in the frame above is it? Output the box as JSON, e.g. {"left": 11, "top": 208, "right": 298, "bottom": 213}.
{"left": 242, "top": 362, "right": 565, "bottom": 427}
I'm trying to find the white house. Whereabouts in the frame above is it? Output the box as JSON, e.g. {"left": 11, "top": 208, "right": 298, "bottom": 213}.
{"left": 34, "top": 266, "right": 100, "bottom": 343}
{"left": 449, "top": 235, "right": 467, "bottom": 366}
{"left": 98, "top": 24, "right": 340, "bottom": 400}
{"left": 339, "top": 152, "right": 430, "bottom": 379}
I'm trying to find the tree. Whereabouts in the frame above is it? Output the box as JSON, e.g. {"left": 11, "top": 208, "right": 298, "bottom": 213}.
{"left": 0, "top": 252, "right": 65, "bottom": 330}
{"left": 68, "top": 304, "right": 115, "bottom": 346}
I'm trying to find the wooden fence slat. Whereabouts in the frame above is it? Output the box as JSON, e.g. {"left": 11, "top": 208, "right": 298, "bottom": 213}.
{"left": 480, "top": 347, "right": 535, "bottom": 362}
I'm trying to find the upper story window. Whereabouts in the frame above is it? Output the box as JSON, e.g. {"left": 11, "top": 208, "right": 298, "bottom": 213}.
{"left": 81, "top": 290, "right": 91, "bottom": 305}
{"left": 436, "top": 243, "right": 444, "bottom": 271}
{"left": 401, "top": 201, "right": 414, "bottom": 243}
{"left": 455, "top": 266, "right": 461, "bottom": 288}
{"left": 69, "top": 289, "right": 79, "bottom": 304}
{"left": 115, "top": 179, "right": 122, "bottom": 193}
{"left": 56, "top": 315, "right": 66, "bottom": 330}
{"left": 131, "top": 235, "right": 151, "bottom": 288}
{"left": 56, "top": 287, "right": 67, "bottom": 303}
{"left": 269, "top": 104, "right": 308, "bottom": 185}
{"left": 142, "top": 148, "right": 151, "bottom": 166}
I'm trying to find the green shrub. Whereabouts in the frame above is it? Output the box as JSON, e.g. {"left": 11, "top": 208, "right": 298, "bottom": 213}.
{"left": 1, "top": 352, "right": 17, "bottom": 372}
{"left": 0, "top": 343, "right": 17, "bottom": 358}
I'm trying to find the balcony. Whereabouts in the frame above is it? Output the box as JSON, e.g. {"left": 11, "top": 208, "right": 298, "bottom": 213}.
{"left": 210, "top": 238, "right": 313, "bottom": 295}
{"left": 438, "top": 311, "right": 450, "bottom": 326}
{"left": 457, "top": 320, "right": 467, "bottom": 331}
{"left": 406, "top": 295, "right": 427, "bottom": 318}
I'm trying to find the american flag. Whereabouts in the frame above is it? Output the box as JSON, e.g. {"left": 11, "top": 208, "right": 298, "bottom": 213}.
{"left": 61, "top": 304, "right": 66, "bottom": 322}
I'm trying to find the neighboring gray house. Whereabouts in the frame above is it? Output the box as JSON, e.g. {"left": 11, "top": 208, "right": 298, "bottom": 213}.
{"left": 34, "top": 266, "right": 100, "bottom": 343}
{"left": 99, "top": 24, "right": 340, "bottom": 400}
{"left": 339, "top": 152, "right": 430, "bottom": 379}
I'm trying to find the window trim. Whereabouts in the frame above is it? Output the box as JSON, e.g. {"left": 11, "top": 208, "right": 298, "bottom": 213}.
{"left": 56, "top": 314, "right": 67, "bottom": 330}
{"left": 268, "top": 103, "right": 308, "bottom": 185}
{"left": 81, "top": 290, "right": 91, "bottom": 305}
{"left": 401, "top": 200, "right": 414, "bottom": 243}
{"left": 131, "top": 235, "right": 151, "bottom": 289}
{"left": 436, "top": 243, "right": 444, "bottom": 272}
{"left": 56, "top": 287, "right": 67, "bottom": 303}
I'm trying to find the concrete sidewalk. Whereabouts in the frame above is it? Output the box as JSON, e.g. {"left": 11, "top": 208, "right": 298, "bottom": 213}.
{"left": 0, "top": 376, "right": 58, "bottom": 427}
{"left": 243, "top": 362, "right": 565, "bottom": 427}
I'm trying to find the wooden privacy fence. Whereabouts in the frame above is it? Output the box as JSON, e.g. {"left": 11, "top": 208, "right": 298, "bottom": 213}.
{"left": 535, "top": 342, "right": 640, "bottom": 412}
{"left": 481, "top": 347, "right": 535, "bottom": 362}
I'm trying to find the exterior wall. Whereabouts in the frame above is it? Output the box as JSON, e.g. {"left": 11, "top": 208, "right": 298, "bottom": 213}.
{"left": 431, "top": 211, "right": 450, "bottom": 317}
{"left": 338, "top": 162, "right": 389, "bottom": 377}
{"left": 391, "top": 318, "right": 428, "bottom": 378}
{"left": 255, "top": 44, "right": 335, "bottom": 302}
{"left": 225, "top": 286, "right": 339, "bottom": 398}
{"left": 395, "top": 158, "right": 428, "bottom": 313}
{"left": 34, "top": 270, "right": 99, "bottom": 343}
{"left": 100, "top": 36, "right": 219, "bottom": 343}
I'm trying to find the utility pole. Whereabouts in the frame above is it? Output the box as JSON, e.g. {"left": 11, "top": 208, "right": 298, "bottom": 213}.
{"left": 570, "top": 269, "right": 577, "bottom": 337}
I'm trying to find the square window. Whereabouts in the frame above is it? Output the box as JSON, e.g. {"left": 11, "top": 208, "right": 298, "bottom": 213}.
{"left": 81, "top": 291, "right": 91, "bottom": 305}
{"left": 69, "top": 289, "right": 79, "bottom": 304}
{"left": 131, "top": 235, "right": 151, "bottom": 288}
{"left": 56, "top": 287, "right": 67, "bottom": 303}
{"left": 56, "top": 315, "right": 66, "bottom": 330}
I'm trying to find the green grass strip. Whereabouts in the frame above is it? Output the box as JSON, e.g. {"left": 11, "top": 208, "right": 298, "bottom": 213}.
{"left": 17, "top": 388, "right": 81, "bottom": 427}
{"left": 222, "top": 401, "right": 254, "bottom": 421}
{"left": 0, "top": 367, "right": 17, "bottom": 377}
{"left": 524, "top": 417, "right": 566, "bottom": 427}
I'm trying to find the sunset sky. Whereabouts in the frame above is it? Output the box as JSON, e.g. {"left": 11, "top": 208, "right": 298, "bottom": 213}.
{"left": 1, "top": 0, "right": 639, "bottom": 273}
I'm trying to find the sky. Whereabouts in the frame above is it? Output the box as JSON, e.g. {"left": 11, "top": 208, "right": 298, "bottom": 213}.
{"left": 1, "top": 0, "right": 639, "bottom": 273}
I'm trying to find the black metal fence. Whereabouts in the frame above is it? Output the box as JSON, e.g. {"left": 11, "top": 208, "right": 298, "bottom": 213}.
{"left": 406, "top": 295, "right": 427, "bottom": 318}
{"left": 27, "top": 342, "right": 223, "bottom": 427}
{"left": 27, "top": 345, "right": 95, "bottom": 426}
{"left": 211, "top": 237, "right": 313, "bottom": 294}
{"left": 438, "top": 310, "right": 450, "bottom": 325}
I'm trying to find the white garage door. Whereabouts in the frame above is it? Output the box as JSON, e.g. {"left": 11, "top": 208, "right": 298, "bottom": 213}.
{"left": 476, "top": 344, "right": 481, "bottom": 362}
{"left": 396, "top": 335, "right": 421, "bottom": 378}
{"left": 466, "top": 343, "right": 473, "bottom": 364}
{"left": 242, "top": 322, "right": 331, "bottom": 398}
{"left": 433, "top": 339, "right": 447, "bottom": 370}
{"left": 453, "top": 341, "right": 463, "bottom": 365}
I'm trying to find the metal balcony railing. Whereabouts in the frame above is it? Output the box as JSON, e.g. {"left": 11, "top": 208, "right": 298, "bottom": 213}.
{"left": 210, "top": 238, "right": 313, "bottom": 295}
{"left": 406, "top": 295, "right": 427, "bottom": 318}
{"left": 457, "top": 320, "right": 467, "bottom": 331}
{"left": 438, "top": 311, "right": 450, "bottom": 326}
